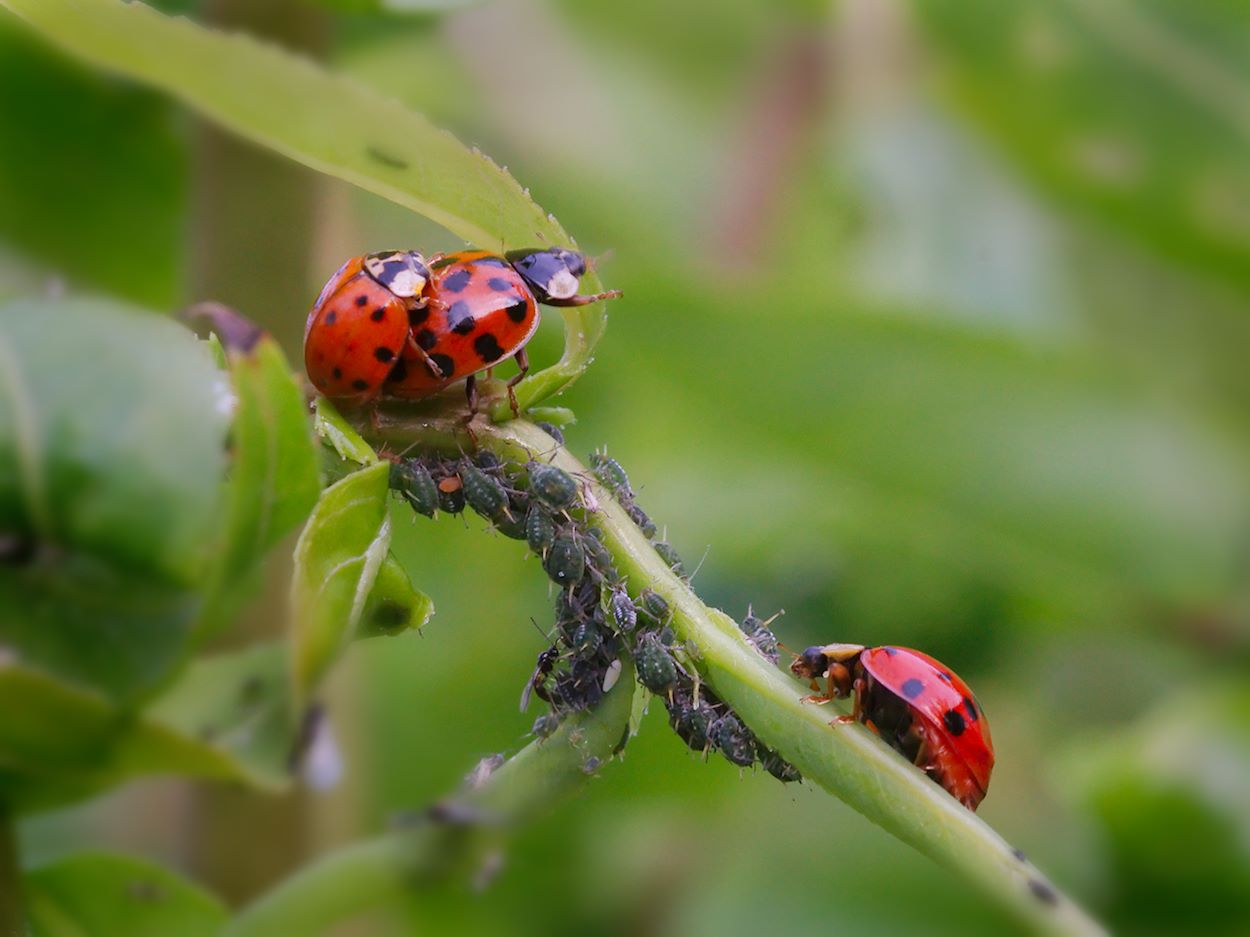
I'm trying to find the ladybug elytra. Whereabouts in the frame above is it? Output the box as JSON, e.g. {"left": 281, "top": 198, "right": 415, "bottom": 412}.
{"left": 790, "top": 643, "right": 994, "bottom": 810}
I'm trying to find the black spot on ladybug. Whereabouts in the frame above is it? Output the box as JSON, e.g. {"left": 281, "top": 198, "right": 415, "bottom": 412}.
{"left": 332, "top": 367, "right": 343, "bottom": 380}
{"left": 474, "top": 256, "right": 508, "bottom": 268}
{"left": 430, "top": 354, "right": 454, "bottom": 378}
{"left": 1028, "top": 880, "right": 1058, "bottom": 906}
{"left": 882, "top": 646, "right": 898, "bottom": 656}
{"left": 938, "top": 671, "right": 954, "bottom": 683}
{"left": 388, "top": 358, "right": 408, "bottom": 383}
{"left": 352, "top": 379, "right": 369, "bottom": 391}
{"left": 409, "top": 306, "right": 429, "bottom": 326}
{"left": 374, "top": 346, "right": 394, "bottom": 363}
{"left": 355, "top": 295, "right": 368, "bottom": 307}
{"left": 900, "top": 678, "right": 924, "bottom": 700}
{"left": 324, "top": 311, "right": 337, "bottom": 326}
{"left": 446, "top": 301, "right": 474, "bottom": 334}
{"left": 505, "top": 300, "right": 528, "bottom": 323}
{"left": 963, "top": 696, "right": 978, "bottom": 721}
{"left": 474, "top": 333, "right": 504, "bottom": 362}
{"left": 371, "top": 307, "right": 387, "bottom": 322}
{"left": 488, "top": 277, "right": 511, "bottom": 292}
{"left": 442, "top": 269, "right": 471, "bottom": 293}
{"left": 416, "top": 328, "right": 437, "bottom": 350}
{"left": 942, "top": 709, "right": 966, "bottom": 736}
{"left": 451, "top": 315, "right": 476, "bottom": 336}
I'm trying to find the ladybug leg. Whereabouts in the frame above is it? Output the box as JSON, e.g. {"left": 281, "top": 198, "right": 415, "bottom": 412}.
{"left": 404, "top": 332, "right": 451, "bottom": 380}
{"left": 459, "top": 375, "right": 480, "bottom": 445}
{"left": 543, "top": 289, "right": 624, "bottom": 308}
{"left": 504, "top": 347, "right": 530, "bottom": 417}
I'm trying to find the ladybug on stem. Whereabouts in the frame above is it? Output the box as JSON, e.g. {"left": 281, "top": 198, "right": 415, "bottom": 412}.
{"left": 305, "top": 246, "right": 620, "bottom": 415}
{"left": 790, "top": 644, "right": 993, "bottom": 810}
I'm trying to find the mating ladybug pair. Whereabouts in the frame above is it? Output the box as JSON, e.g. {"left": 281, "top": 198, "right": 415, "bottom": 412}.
{"left": 304, "top": 247, "right": 621, "bottom": 413}
{"left": 790, "top": 643, "right": 993, "bottom": 810}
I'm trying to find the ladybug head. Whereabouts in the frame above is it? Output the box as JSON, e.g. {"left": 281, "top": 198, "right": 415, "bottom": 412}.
{"left": 364, "top": 250, "right": 431, "bottom": 299}
{"left": 790, "top": 646, "right": 830, "bottom": 681}
{"left": 506, "top": 247, "right": 588, "bottom": 303}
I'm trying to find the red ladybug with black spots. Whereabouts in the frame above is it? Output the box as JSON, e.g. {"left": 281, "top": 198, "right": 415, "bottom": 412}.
{"left": 790, "top": 644, "right": 993, "bottom": 810}
{"left": 383, "top": 247, "right": 621, "bottom": 413}
{"left": 304, "top": 250, "right": 431, "bottom": 403}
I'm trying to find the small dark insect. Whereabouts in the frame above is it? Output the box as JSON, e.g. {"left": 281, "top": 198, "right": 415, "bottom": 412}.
{"left": 460, "top": 459, "right": 510, "bottom": 521}
{"left": 520, "top": 646, "right": 560, "bottom": 711}
{"left": 758, "top": 747, "right": 801, "bottom": 783}
{"left": 667, "top": 688, "right": 714, "bottom": 754}
{"left": 529, "top": 462, "right": 579, "bottom": 510}
{"left": 636, "top": 633, "right": 678, "bottom": 694}
{"left": 710, "top": 713, "right": 758, "bottom": 768}
{"left": 637, "top": 589, "right": 672, "bottom": 628}
{"left": 390, "top": 459, "right": 438, "bottom": 517}
{"left": 625, "top": 502, "right": 657, "bottom": 538}
{"left": 536, "top": 421, "right": 565, "bottom": 445}
{"left": 651, "top": 539, "right": 685, "bottom": 576}
{"left": 531, "top": 713, "right": 561, "bottom": 739}
{"left": 544, "top": 532, "right": 586, "bottom": 586}
{"left": 436, "top": 475, "right": 465, "bottom": 514}
{"left": 608, "top": 588, "right": 638, "bottom": 633}
{"left": 526, "top": 504, "right": 556, "bottom": 554}
{"left": 589, "top": 451, "right": 632, "bottom": 498}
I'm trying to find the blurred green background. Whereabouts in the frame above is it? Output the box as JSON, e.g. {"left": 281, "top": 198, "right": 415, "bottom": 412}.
{"left": 5, "top": 0, "right": 1250, "bottom": 933}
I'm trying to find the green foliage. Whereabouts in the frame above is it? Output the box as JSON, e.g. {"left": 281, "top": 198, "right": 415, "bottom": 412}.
{"left": 0, "top": 297, "right": 226, "bottom": 700}
{"left": 195, "top": 330, "right": 322, "bottom": 639}
{"left": 25, "top": 852, "right": 227, "bottom": 937}
{"left": 913, "top": 0, "right": 1250, "bottom": 291}
{"left": 0, "top": 19, "right": 185, "bottom": 307}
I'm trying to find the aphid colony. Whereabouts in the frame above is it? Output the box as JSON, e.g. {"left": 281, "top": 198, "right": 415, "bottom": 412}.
{"left": 387, "top": 437, "right": 800, "bottom": 781}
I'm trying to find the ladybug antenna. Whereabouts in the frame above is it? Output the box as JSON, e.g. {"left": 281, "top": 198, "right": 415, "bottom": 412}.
{"left": 586, "top": 248, "right": 615, "bottom": 271}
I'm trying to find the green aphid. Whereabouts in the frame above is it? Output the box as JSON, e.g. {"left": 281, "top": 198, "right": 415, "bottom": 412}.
{"left": 635, "top": 633, "right": 678, "bottom": 694}
{"left": 652, "top": 540, "right": 685, "bottom": 576}
{"left": 589, "top": 451, "right": 632, "bottom": 498}
{"left": 390, "top": 459, "right": 438, "bottom": 517}
{"left": 637, "top": 589, "right": 671, "bottom": 628}
{"left": 529, "top": 462, "right": 579, "bottom": 510}
{"left": 544, "top": 532, "right": 585, "bottom": 586}
{"left": 460, "top": 460, "right": 510, "bottom": 521}
{"left": 711, "top": 713, "right": 757, "bottom": 768}
{"left": 526, "top": 504, "right": 556, "bottom": 554}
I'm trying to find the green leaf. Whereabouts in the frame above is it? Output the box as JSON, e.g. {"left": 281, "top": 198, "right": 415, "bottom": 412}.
{"left": 313, "top": 397, "right": 376, "bottom": 467}
{"left": 290, "top": 462, "right": 393, "bottom": 700}
{"left": 195, "top": 319, "right": 322, "bottom": 640}
{"left": 913, "top": 0, "right": 1250, "bottom": 292}
{"left": 0, "top": 18, "right": 184, "bottom": 308}
{"left": 0, "top": 0, "right": 614, "bottom": 413}
{"left": 357, "top": 552, "right": 432, "bottom": 639}
{"left": 0, "top": 297, "right": 227, "bottom": 700}
{"left": 146, "top": 642, "right": 297, "bottom": 790}
{"left": 25, "top": 852, "right": 226, "bottom": 937}
{"left": 0, "top": 642, "right": 295, "bottom": 812}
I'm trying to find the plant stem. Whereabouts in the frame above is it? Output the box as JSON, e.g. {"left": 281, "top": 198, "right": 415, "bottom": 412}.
{"left": 368, "top": 412, "right": 1107, "bottom": 937}
{"left": 0, "top": 808, "right": 22, "bottom": 937}
{"left": 225, "top": 660, "right": 635, "bottom": 937}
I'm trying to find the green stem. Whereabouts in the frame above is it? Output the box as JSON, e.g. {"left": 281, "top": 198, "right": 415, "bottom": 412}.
{"left": 225, "top": 661, "right": 635, "bottom": 937}
{"left": 368, "top": 412, "right": 1106, "bottom": 937}
{"left": 0, "top": 808, "right": 22, "bottom": 937}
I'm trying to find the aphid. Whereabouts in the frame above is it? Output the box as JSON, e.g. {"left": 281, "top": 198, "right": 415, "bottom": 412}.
{"left": 651, "top": 540, "right": 685, "bottom": 576}
{"left": 625, "top": 502, "right": 657, "bottom": 538}
{"left": 790, "top": 644, "right": 994, "bottom": 810}
{"left": 531, "top": 713, "right": 561, "bottom": 739}
{"left": 525, "top": 504, "right": 556, "bottom": 554}
{"left": 637, "top": 589, "right": 671, "bottom": 629}
{"left": 667, "top": 689, "right": 713, "bottom": 753}
{"left": 589, "top": 451, "right": 632, "bottom": 498}
{"left": 460, "top": 459, "right": 510, "bottom": 521}
{"left": 635, "top": 633, "right": 678, "bottom": 695}
{"left": 569, "top": 619, "right": 603, "bottom": 658}
{"left": 711, "top": 713, "right": 758, "bottom": 768}
{"left": 759, "top": 748, "right": 801, "bottom": 783}
{"left": 581, "top": 529, "right": 617, "bottom": 581}
{"left": 607, "top": 588, "right": 638, "bottom": 633}
{"left": 544, "top": 532, "right": 586, "bottom": 586}
{"left": 536, "top": 421, "right": 565, "bottom": 445}
{"left": 389, "top": 459, "right": 438, "bottom": 517}
{"left": 739, "top": 606, "right": 781, "bottom": 664}
{"left": 528, "top": 462, "right": 579, "bottom": 510}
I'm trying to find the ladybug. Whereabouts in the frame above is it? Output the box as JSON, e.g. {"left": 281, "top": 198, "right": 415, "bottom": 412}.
{"left": 790, "top": 644, "right": 993, "bottom": 810}
{"left": 382, "top": 248, "right": 622, "bottom": 413}
{"left": 304, "top": 251, "right": 431, "bottom": 403}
